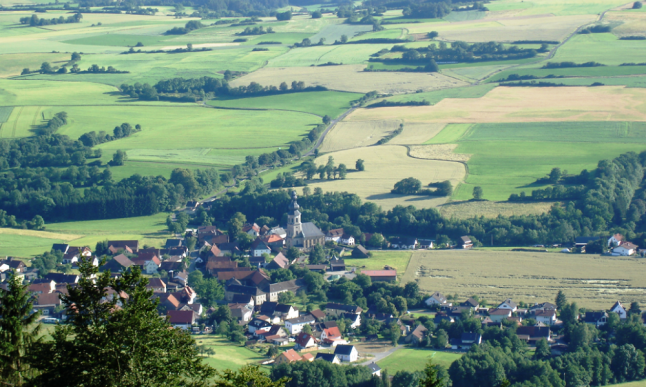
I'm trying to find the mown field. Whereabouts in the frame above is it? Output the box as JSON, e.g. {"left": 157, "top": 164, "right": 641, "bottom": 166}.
{"left": 378, "top": 349, "right": 463, "bottom": 373}
{"left": 402, "top": 250, "right": 646, "bottom": 310}
{"left": 344, "top": 251, "right": 413, "bottom": 277}
{"left": 193, "top": 336, "right": 267, "bottom": 371}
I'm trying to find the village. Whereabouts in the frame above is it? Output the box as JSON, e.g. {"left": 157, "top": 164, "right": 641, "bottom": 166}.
{"left": 1, "top": 192, "right": 646, "bottom": 372}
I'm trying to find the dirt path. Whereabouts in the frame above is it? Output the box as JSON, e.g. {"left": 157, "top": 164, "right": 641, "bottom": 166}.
{"left": 359, "top": 344, "right": 403, "bottom": 366}
{"left": 304, "top": 106, "right": 357, "bottom": 157}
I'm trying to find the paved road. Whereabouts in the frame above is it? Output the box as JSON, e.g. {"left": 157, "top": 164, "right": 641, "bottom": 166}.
{"left": 359, "top": 344, "right": 403, "bottom": 366}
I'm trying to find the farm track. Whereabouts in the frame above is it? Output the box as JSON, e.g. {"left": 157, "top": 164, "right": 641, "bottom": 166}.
{"left": 304, "top": 106, "right": 357, "bottom": 157}
{"left": 12, "top": 106, "right": 23, "bottom": 138}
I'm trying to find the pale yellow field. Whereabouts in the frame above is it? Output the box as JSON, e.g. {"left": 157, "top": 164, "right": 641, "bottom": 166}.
{"left": 402, "top": 250, "right": 646, "bottom": 310}
{"left": 437, "top": 200, "right": 553, "bottom": 219}
{"left": 308, "top": 145, "right": 466, "bottom": 210}
{"left": 0, "top": 53, "right": 70, "bottom": 78}
{"left": 346, "top": 86, "right": 646, "bottom": 124}
{"left": 229, "top": 65, "right": 468, "bottom": 94}
{"left": 607, "top": 11, "right": 646, "bottom": 37}
{"left": 408, "top": 144, "right": 471, "bottom": 162}
{"left": 389, "top": 123, "right": 447, "bottom": 145}
{"left": 319, "top": 120, "right": 401, "bottom": 153}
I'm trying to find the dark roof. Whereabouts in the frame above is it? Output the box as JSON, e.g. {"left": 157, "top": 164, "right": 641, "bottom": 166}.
{"left": 300, "top": 222, "right": 325, "bottom": 238}
{"left": 584, "top": 311, "right": 608, "bottom": 322}
{"left": 51, "top": 244, "right": 69, "bottom": 253}
{"left": 334, "top": 345, "right": 356, "bottom": 356}
{"left": 113, "top": 254, "right": 135, "bottom": 268}
{"left": 165, "top": 239, "right": 183, "bottom": 248}
{"left": 147, "top": 278, "right": 166, "bottom": 288}
{"left": 167, "top": 310, "right": 195, "bottom": 325}
{"left": 107, "top": 240, "right": 139, "bottom": 250}
{"left": 460, "top": 236, "right": 472, "bottom": 243}
{"left": 326, "top": 303, "right": 361, "bottom": 313}
{"left": 310, "top": 309, "right": 326, "bottom": 320}
{"left": 264, "top": 279, "right": 303, "bottom": 294}
{"left": 226, "top": 284, "right": 263, "bottom": 296}
{"left": 260, "top": 302, "right": 278, "bottom": 315}
{"left": 461, "top": 332, "right": 481, "bottom": 342}
{"left": 367, "top": 363, "right": 381, "bottom": 373}
{"left": 249, "top": 318, "right": 272, "bottom": 328}
{"left": 352, "top": 245, "right": 370, "bottom": 257}
{"left": 315, "top": 353, "right": 338, "bottom": 362}
{"left": 275, "top": 304, "right": 293, "bottom": 313}
{"left": 232, "top": 294, "right": 253, "bottom": 304}
{"left": 516, "top": 326, "right": 550, "bottom": 338}
{"left": 575, "top": 236, "right": 601, "bottom": 245}
{"left": 43, "top": 273, "right": 78, "bottom": 284}
{"left": 295, "top": 332, "right": 315, "bottom": 347}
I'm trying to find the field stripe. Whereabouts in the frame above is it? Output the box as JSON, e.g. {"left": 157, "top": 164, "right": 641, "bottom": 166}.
{"left": 12, "top": 106, "right": 24, "bottom": 138}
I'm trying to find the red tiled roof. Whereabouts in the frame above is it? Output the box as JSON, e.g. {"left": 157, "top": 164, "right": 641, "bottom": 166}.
{"left": 167, "top": 310, "right": 195, "bottom": 324}
{"left": 279, "top": 349, "right": 302, "bottom": 362}
{"left": 361, "top": 270, "right": 397, "bottom": 277}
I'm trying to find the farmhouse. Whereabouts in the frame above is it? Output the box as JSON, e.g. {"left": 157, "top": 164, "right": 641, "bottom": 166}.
{"left": 584, "top": 311, "right": 608, "bottom": 327}
{"left": 285, "top": 314, "right": 316, "bottom": 334}
{"left": 326, "top": 228, "right": 344, "bottom": 243}
{"left": 265, "top": 253, "right": 290, "bottom": 271}
{"left": 284, "top": 191, "right": 325, "bottom": 249}
{"left": 275, "top": 349, "right": 302, "bottom": 365}
{"left": 351, "top": 245, "right": 370, "bottom": 258}
{"left": 146, "top": 278, "right": 167, "bottom": 293}
{"left": 341, "top": 233, "right": 355, "bottom": 246}
{"left": 107, "top": 240, "right": 139, "bottom": 254}
{"left": 460, "top": 236, "right": 473, "bottom": 249}
{"left": 497, "top": 299, "right": 518, "bottom": 312}
{"left": 391, "top": 237, "right": 417, "bottom": 249}
{"left": 321, "top": 326, "right": 346, "bottom": 346}
{"left": 294, "top": 332, "right": 317, "bottom": 350}
{"left": 167, "top": 310, "right": 195, "bottom": 330}
{"left": 516, "top": 326, "right": 551, "bottom": 344}
{"left": 250, "top": 239, "right": 272, "bottom": 257}
{"left": 100, "top": 254, "right": 135, "bottom": 273}
{"left": 326, "top": 303, "right": 362, "bottom": 317}
{"left": 243, "top": 223, "right": 261, "bottom": 237}
{"left": 367, "top": 363, "right": 381, "bottom": 376}
{"left": 406, "top": 324, "right": 428, "bottom": 345}
{"left": 613, "top": 242, "right": 638, "bottom": 256}
{"left": 488, "top": 308, "right": 513, "bottom": 322}
{"left": 451, "top": 332, "right": 482, "bottom": 350}
{"left": 533, "top": 310, "right": 557, "bottom": 326}
{"left": 334, "top": 345, "right": 358, "bottom": 362}
{"left": 610, "top": 301, "right": 627, "bottom": 319}
{"left": 361, "top": 270, "right": 397, "bottom": 282}
{"left": 425, "top": 292, "right": 450, "bottom": 307}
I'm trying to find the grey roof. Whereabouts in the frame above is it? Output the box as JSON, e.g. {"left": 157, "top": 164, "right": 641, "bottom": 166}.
{"left": 264, "top": 279, "right": 303, "bottom": 294}
{"left": 51, "top": 244, "right": 69, "bottom": 253}
{"left": 575, "top": 236, "right": 601, "bottom": 245}
{"left": 584, "top": 311, "right": 608, "bottom": 322}
{"left": 227, "top": 284, "right": 264, "bottom": 296}
{"left": 367, "top": 363, "right": 381, "bottom": 373}
{"left": 231, "top": 294, "right": 253, "bottom": 304}
{"left": 165, "top": 239, "right": 183, "bottom": 248}
{"left": 285, "top": 314, "right": 315, "bottom": 325}
{"left": 334, "top": 345, "right": 356, "bottom": 356}
{"left": 300, "top": 222, "right": 325, "bottom": 238}
{"left": 43, "top": 273, "right": 78, "bottom": 284}
{"left": 326, "top": 303, "right": 361, "bottom": 313}
{"left": 315, "top": 353, "right": 338, "bottom": 362}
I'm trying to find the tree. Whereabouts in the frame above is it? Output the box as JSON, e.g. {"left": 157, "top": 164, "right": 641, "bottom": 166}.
{"left": 633, "top": 1, "right": 643, "bottom": 9}
{"left": 629, "top": 301, "right": 642, "bottom": 315}
{"left": 215, "top": 365, "right": 289, "bottom": 387}
{"left": 227, "top": 212, "right": 246, "bottom": 237}
{"left": 390, "top": 323, "right": 401, "bottom": 346}
{"left": 338, "top": 164, "right": 347, "bottom": 179}
{"left": 285, "top": 246, "right": 300, "bottom": 261}
{"left": 322, "top": 115, "right": 331, "bottom": 125}
{"left": 555, "top": 290, "right": 567, "bottom": 310}
{"left": 312, "top": 10, "right": 322, "bottom": 18}
{"left": 187, "top": 43, "right": 193, "bottom": 51}
{"left": 586, "top": 238, "right": 606, "bottom": 254}
{"left": 420, "top": 361, "right": 444, "bottom": 387}
{"left": 356, "top": 159, "right": 365, "bottom": 171}
{"left": 0, "top": 274, "right": 42, "bottom": 386}
{"left": 472, "top": 186, "right": 483, "bottom": 200}
{"left": 549, "top": 167, "right": 562, "bottom": 183}
{"left": 340, "top": 34, "right": 348, "bottom": 43}
{"left": 185, "top": 236, "right": 197, "bottom": 251}
{"left": 433, "top": 329, "right": 448, "bottom": 349}
{"left": 392, "top": 370, "right": 420, "bottom": 387}
{"left": 71, "top": 52, "right": 81, "bottom": 61}
{"left": 392, "top": 177, "right": 422, "bottom": 195}
{"left": 427, "top": 31, "right": 439, "bottom": 39}
{"left": 309, "top": 244, "right": 325, "bottom": 264}
{"left": 40, "top": 62, "right": 52, "bottom": 74}
{"left": 111, "top": 150, "right": 127, "bottom": 166}
{"left": 534, "top": 338, "right": 551, "bottom": 360}
{"left": 31, "top": 260, "right": 215, "bottom": 386}
{"left": 276, "top": 11, "right": 292, "bottom": 20}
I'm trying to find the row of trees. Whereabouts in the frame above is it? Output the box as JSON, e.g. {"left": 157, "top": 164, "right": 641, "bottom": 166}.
{"left": 78, "top": 122, "right": 141, "bottom": 147}
{"left": 19, "top": 12, "right": 82, "bottom": 26}
{"left": 165, "top": 20, "right": 204, "bottom": 34}
{"left": 36, "top": 112, "right": 67, "bottom": 136}
{"left": 391, "top": 177, "right": 453, "bottom": 197}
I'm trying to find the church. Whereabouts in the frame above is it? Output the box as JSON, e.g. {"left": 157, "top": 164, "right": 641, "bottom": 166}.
{"left": 285, "top": 191, "right": 325, "bottom": 249}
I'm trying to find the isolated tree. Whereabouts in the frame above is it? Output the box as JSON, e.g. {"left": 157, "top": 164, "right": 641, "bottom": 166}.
{"left": 472, "top": 186, "right": 483, "bottom": 200}
{"left": 633, "top": 1, "right": 643, "bottom": 9}
{"left": 31, "top": 260, "right": 215, "bottom": 386}
{"left": 0, "top": 274, "right": 42, "bottom": 386}
{"left": 356, "top": 159, "right": 365, "bottom": 171}
{"left": 312, "top": 10, "right": 322, "bottom": 18}
{"left": 187, "top": 43, "right": 193, "bottom": 51}
{"left": 340, "top": 34, "right": 348, "bottom": 43}
{"left": 420, "top": 361, "right": 444, "bottom": 387}
{"left": 322, "top": 115, "right": 331, "bottom": 125}
{"left": 427, "top": 31, "right": 439, "bottom": 39}
{"left": 40, "top": 62, "right": 52, "bottom": 74}
{"left": 71, "top": 52, "right": 81, "bottom": 61}
{"left": 111, "top": 150, "right": 127, "bottom": 166}
{"left": 555, "top": 290, "right": 567, "bottom": 310}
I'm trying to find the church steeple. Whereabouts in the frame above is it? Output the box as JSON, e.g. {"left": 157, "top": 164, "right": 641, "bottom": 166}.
{"left": 286, "top": 191, "right": 302, "bottom": 238}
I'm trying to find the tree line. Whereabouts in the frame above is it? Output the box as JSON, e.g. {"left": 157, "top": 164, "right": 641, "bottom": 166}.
{"left": 77, "top": 0, "right": 289, "bottom": 17}
{"left": 391, "top": 177, "right": 453, "bottom": 196}
{"left": 19, "top": 12, "right": 82, "bottom": 25}
{"left": 165, "top": 20, "right": 204, "bottom": 34}
{"left": 36, "top": 112, "right": 67, "bottom": 136}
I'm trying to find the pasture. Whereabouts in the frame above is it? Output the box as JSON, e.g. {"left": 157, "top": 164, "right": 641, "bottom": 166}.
{"left": 437, "top": 200, "right": 554, "bottom": 219}
{"left": 344, "top": 251, "right": 413, "bottom": 276}
{"left": 0, "top": 228, "right": 81, "bottom": 257}
{"left": 487, "top": 65, "right": 646, "bottom": 83}
{"left": 0, "top": 53, "right": 69, "bottom": 77}
{"left": 346, "top": 86, "right": 646, "bottom": 123}
{"left": 193, "top": 336, "right": 267, "bottom": 371}
{"left": 230, "top": 65, "right": 468, "bottom": 93}
{"left": 208, "top": 90, "right": 361, "bottom": 118}
{"left": 383, "top": 84, "right": 496, "bottom": 105}
{"left": 307, "top": 145, "right": 465, "bottom": 210}
{"left": 266, "top": 44, "right": 395, "bottom": 67}
{"left": 401, "top": 249, "right": 646, "bottom": 310}
{"left": 551, "top": 33, "right": 646, "bottom": 66}
{"left": 486, "top": 0, "right": 629, "bottom": 16}
{"left": 378, "top": 349, "right": 462, "bottom": 373}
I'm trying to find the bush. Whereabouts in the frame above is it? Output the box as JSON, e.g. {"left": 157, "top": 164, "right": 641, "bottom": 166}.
{"left": 633, "top": 1, "right": 643, "bottom": 9}
{"left": 276, "top": 11, "right": 292, "bottom": 20}
{"left": 312, "top": 10, "right": 322, "bottom": 18}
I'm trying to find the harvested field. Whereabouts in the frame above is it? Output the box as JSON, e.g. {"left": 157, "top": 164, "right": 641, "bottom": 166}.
{"left": 345, "top": 86, "right": 646, "bottom": 123}
{"left": 408, "top": 144, "right": 471, "bottom": 162}
{"left": 437, "top": 200, "right": 553, "bottom": 219}
{"left": 0, "top": 53, "right": 69, "bottom": 78}
{"left": 318, "top": 120, "right": 402, "bottom": 153}
{"left": 229, "top": 65, "right": 468, "bottom": 93}
{"left": 0, "top": 228, "right": 83, "bottom": 242}
{"left": 407, "top": 14, "right": 596, "bottom": 42}
{"left": 402, "top": 250, "right": 646, "bottom": 310}
{"left": 607, "top": 11, "right": 646, "bottom": 37}
{"left": 308, "top": 145, "right": 466, "bottom": 210}
{"left": 389, "top": 123, "right": 447, "bottom": 145}
{"left": 160, "top": 42, "right": 240, "bottom": 50}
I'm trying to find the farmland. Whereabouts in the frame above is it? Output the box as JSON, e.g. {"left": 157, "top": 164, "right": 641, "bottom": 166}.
{"left": 402, "top": 250, "right": 646, "bottom": 310}
{"left": 344, "top": 251, "right": 413, "bottom": 275}
{"left": 378, "top": 349, "right": 463, "bottom": 373}
{"left": 193, "top": 336, "right": 267, "bottom": 371}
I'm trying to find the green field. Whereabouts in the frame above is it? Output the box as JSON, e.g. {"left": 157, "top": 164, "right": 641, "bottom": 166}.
{"left": 552, "top": 33, "right": 646, "bottom": 66}
{"left": 0, "top": 106, "right": 13, "bottom": 122}
{"left": 267, "top": 44, "right": 394, "bottom": 67}
{"left": 384, "top": 84, "right": 497, "bottom": 105}
{"left": 488, "top": 65, "right": 646, "bottom": 82}
{"left": 344, "top": 250, "right": 413, "bottom": 276}
{"left": 0, "top": 231, "right": 70, "bottom": 257}
{"left": 378, "top": 348, "right": 463, "bottom": 373}
{"left": 195, "top": 336, "right": 267, "bottom": 371}
{"left": 208, "top": 90, "right": 361, "bottom": 118}
{"left": 424, "top": 124, "right": 472, "bottom": 144}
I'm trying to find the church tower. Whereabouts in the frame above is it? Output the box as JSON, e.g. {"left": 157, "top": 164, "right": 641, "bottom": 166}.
{"left": 286, "top": 190, "right": 302, "bottom": 238}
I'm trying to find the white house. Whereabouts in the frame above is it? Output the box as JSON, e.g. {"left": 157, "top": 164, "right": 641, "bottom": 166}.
{"left": 610, "top": 301, "right": 627, "bottom": 319}
{"left": 334, "top": 345, "right": 358, "bottom": 362}
{"left": 614, "top": 242, "right": 638, "bottom": 256}
{"left": 341, "top": 233, "right": 355, "bottom": 246}
{"left": 344, "top": 313, "right": 361, "bottom": 329}
{"left": 488, "top": 308, "right": 513, "bottom": 322}
{"left": 425, "top": 292, "right": 451, "bottom": 307}
{"left": 294, "top": 332, "right": 317, "bottom": 350}
{"left": 284, "top": 314, "right": 315, "bottom": 335}
{"left": 251, "top": 239, "right": 272, "bottom": 257}
{"left": 326, "top": 228, "right": 344, "bottom": 243}
{"left": 248, "top": 318, "right": 273, "bottom": 335}
{"left": 367, "top": 363, "right": 381, "bottom": 376}
{"left": 497, "top": 299, "right": 518, "bottom": 312}
{"left": 533, "top": 310, "right": 557, "bottom": 326}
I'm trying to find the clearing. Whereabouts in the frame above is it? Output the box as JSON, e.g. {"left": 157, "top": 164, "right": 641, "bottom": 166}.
{"left": 402, "top": 250, "right": 646, "bottom": 310}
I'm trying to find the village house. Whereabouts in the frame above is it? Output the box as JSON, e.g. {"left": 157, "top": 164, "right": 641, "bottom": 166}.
{"left": 367, "top": 363, "right": 381, "bottom": 376}
{"left": 329, "top": 258, "right": 346, "bottom": 272}
{"left": 341, "top": 233, "right": 355, "bottom": 246}
{"left": 33, "top": 292, "right": 63, "bottom": 317}
{"left": 43, "top": 273, "right": 79, "bottom": 284}
{"left": 610, "top": 301, "right": 628, "bottom": 319}
{"left": 131, "top": 252, "right": 161, "bottom": 274}
{"left": 425, "top": 292, "right": 451, "bottom": 307}
{"left": 451, "top": 332, "right": 482, "bottom": 350}
{"left": 260, "top": 302, "right": 299, "bottom": 322}
{"left": 334, "top": 345, "right": 359, "bottom": 362}
{"left": 614, "top": 242, "right": 638, "bottom": 256}
{"left": 107, "top": 240, "right": 139, "bottom": 254}
{"left": 460, "top": 236, "right": 473, "bottom": 249}
{"left": 406, "top": 324, "right": 428, "bottom": 345}
{"left": 260, "top": 234, "right": 285, "bottom": 252}
{"left": 584, "top": 311, "right": 608, "bottom": 327}
{"left": 461, "top": 298, "right": 480, "bottom": 309}
{"left": 146, "top": 278, "right": 167, "bottom": 293}
{"left": 229, "top": 303, "right": 253, "bottom": 323}
{"left": 167, "top": 310, "right": 195, "bottom": 330}
{"left": 248, "top": 317, "right": 273, "bottom": 335}
{"left": 0, "top": 257, "right": 26, "bottom": 273}
{"left": 533, "top": 310, "right": 557, "bottom": 326}
{"left": 417, "top": 239, "right": 434, "bottom": 249}
{"left": 310, "top": 309, "right": 326, "bottom": 322}
{"left": 361, "top": 270, "right": 397, "bottom": 283}
{"left": 351, "top": 245, "right": 370, "bottom": 258}
{"left": 326, "top": 303, "right": 362, "bottom": 317}
{"left": 265, "top": 252, "right": 290, "bottom": 271}
{"left": 321, "top": 326, "right": 347, "bottom": 346}
{"left": 274, "top": 349, "right": 302, "bottom": 365}
{"left": 326, "top": 229, "right": 344, "bottom": 243}
{"left": 488, "top": 308, "right": 513, "bottom": 322}
{"left": 343, "top": 313, "right": 361, "bottom": 329}
{"left": 497, "top": 299, "right": 518, "bottom": 312}
{"left": 390, "top": 237, "right": 417, "bottom": 250}
{"left": 243, "top": 223, "right": 261, "bottom": 237}
{"left": 294, "top": 332, "right": 317, "bottom": 350}
{"left": 285, "top": 314, "right": 316, "bottom": 334}
{"left": 304, "top": 264, "right": 327, "bottom": 273}
{"left": 100, "top": 254, "right": 135, "bottom": 273}
{"left": 250, "top": 239, "right": 272, "bottom": 257}
{"left": 315, "top": 353, "right": 340, "bottom": 364}
{"left": 516, "top": 326, "right": 551, "bottom": 344}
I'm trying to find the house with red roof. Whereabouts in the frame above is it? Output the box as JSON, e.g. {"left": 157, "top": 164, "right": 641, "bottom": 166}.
{"left": 361, "top": 270, "right": 397, "bottom": 282}
{"left": 167, "top": 310, "right": 195, "bottom": 329}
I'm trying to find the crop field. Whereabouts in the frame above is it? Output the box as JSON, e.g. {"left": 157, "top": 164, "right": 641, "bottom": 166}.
{"left": 383, "top": 84, "right": 496, "bottom": 105}
{"left": 486, "top": 0, "right": 628, "bottom": 16}
{"left": 193, "top": 336, "right": 266, "bottom": 371}
{"left": 437, "top": 200, "right": 554, "bottom": 219}
{"left": 606, "top": 11, "right": 646, "bottom": 37}
{"left": 487, "top": 65, "right": 646, "bottom": 82}
{"left": 408, "top": 144, "right": 470, "bottom": 162}
{"left": 378, "top": 349, "right": 463, "bottom": 373}
{"left": 0, "top": 53, "right": 69, "bottom": 77}
{"left": 1, "top": 105, "right": 43, "bottom": 138}
{"left": 402, "top": 250, "right": 646, "bottom": 310}
{"left": 319, "top": 120, "right": 402, "bottom": 153}
{"left": 0, "top": 79, "right": 129, "bottom": 106}
{"left": 307, "top": 145, "right": 465, "bottom": 210}
{"left": 307, "top": 23, "right": 373, "bottom": 45}
{"left": 346, "top": 86, "right": 646, "bottom": 123}
{"left": 266, "top": 44, "right": 395, "bottom": 67}
{"left": 389, "top": 123, "right": 448, "bottom": 145}
{"left": 230, "top": 65, "right": 468, "bottom": 93}
{"left": 551, "top": 33, "right": 646, "bottom": 66}
{"left": 208, "top": 90, "right": 361, "bottom": 118}
{"left": 344, "top": 251, "right": 413, "bottom": 275}
{"left": 442, "top": 64, "right": 516, "bottom": 82}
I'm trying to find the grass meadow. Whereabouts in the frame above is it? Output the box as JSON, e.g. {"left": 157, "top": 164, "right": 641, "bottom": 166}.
{"left": 266, "top": 44, "right": 395, "bottom": 67}
{"left": 344, "top": 250, "right": 413, "bottom": 278}
{"left": 378, "top": 348, "right": 463, "bottom": 373}
{"left": 208, "top": 90, "right": 361, "bottom": 118}
{"left": 552, "top": 33, "right": 646, "bottom": 66}
{"left": 193, "top": 336, "right": 267, "bottom": 371}
{"left": 487, "top": 65, "right": 646, "bottom": 83}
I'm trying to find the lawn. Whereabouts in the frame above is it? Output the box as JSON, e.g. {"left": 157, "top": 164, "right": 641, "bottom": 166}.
{"left": 0, "top": 52, "right": 70, "bottom": 77}
{"left": 402, "top": 249, "right": 646, "bottom": 310}
{"left": 208, "top": 90, "right": 361, "bottom": 118}
{"left": 378, "top": 348, "right": 462, "bottom": 373}
{"left": 194, "top": 336, "right": 267, "bottom": 371}
{"left": 345, "top": 250, "right": 413, "bottom": 277}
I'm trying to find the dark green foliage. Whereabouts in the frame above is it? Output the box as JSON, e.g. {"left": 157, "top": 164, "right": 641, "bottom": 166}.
{"left": 271, "top": 360, "right": 375, "bottom": 387}
{"left": 312, "top": 10, "right": 322, "bottom": 18}
{"left": 36, "top": 111, "right": 67, "bottom": 136}
{"left": 275, "top": 10, "right": 291, "bottom": 20}
{"left": 585, "top": 238, "right": 606, "bottom": 254}
{"left": 0, "top": 274, "right": 42, "bottom": 386}
{"left": 30, "top": 261, "right": 215, "bottom": 386}
{"left": 392, "top": 177, "right": 422, "bottom": 195}
{"left": 543, "top": 61, "right": 605, "bottom": 69}
{"left": 403, "top": 2, "right": 451, "bottom": 18}
{"left": 377, "top": 123, "right": 404, "bottom": 145}
{"left": 237, "top": 25, "right": 274, "bottom": 35}
{"left": 634, "top": 1, "right": 643, "bottom": 8}
{"left": 579, "top": 25, "right": 612, "bottom": 34}
{"left": 165, "top": 20, "right": 204, "bottom": 34}
{"left": 367, "top": 99, "right": 431, "bottom": 108}
{"left": 19, "top": 12, "right": 82, "bottom": 26}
